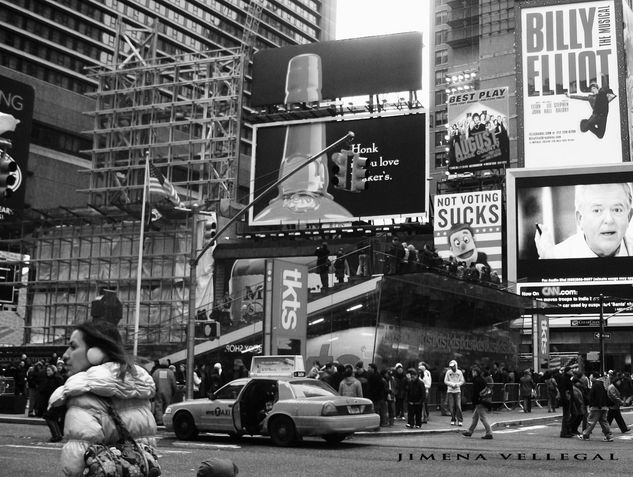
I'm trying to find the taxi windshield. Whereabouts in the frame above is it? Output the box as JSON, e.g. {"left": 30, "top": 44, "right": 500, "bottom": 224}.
{"left": 289, "top": 380, "right": 337, "bottom": 398}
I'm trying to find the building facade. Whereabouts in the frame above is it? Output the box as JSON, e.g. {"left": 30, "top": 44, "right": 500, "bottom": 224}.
{"left": 0, "top": 0, "right": 337, "bottom": 357}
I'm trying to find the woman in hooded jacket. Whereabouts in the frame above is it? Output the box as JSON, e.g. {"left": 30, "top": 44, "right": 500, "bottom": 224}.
{"left": 47, "top": 320, "right": 157, "bottom": 477}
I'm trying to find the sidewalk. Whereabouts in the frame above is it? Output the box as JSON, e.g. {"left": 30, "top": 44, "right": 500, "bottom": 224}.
{"left": 0, "top": 405, "right": 562, "bottom": 435}
{"left": 357, "top": 405, "right": 562, "bottom": 436}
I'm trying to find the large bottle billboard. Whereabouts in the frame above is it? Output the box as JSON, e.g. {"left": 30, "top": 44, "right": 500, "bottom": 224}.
{"left": 516, "top": 0, "right": 628, "bottom": 167}
{"left": 249, "top": 113, "right": 427, "bottom": 227}
{"left": 0, "top": 75, "right": 34, "bottom": 217}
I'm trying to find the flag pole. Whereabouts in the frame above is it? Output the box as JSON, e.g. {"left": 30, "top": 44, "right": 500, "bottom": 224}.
{"left": 133, "top": 155, "right": 149, "bottom": 357}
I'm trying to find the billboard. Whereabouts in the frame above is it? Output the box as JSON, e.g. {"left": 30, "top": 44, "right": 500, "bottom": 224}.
{"left": 507, "top": 164, "right": 633, "bottom": 314}
{"left": 0, "top": 75, "right": 34, "bottom": 215}
{"left": 433, "top": 190, "right": 503, "bottom": 279}
{"left": 249, "top": 113, "right": 427, "bottom": 227}
{"left": 447, "top": 87, "right": 510, "bottom": 172}
{"left": 251, "top": 32, "right": 423, "bottom": 106}
{"left": 622, "top": 0, "right": 633, "bottom": 161}
{"left": 516, "top": 0, "right": 628, "bottom": 167}
{"left": 264, "top": 259, "right": 308, "bottom": 356}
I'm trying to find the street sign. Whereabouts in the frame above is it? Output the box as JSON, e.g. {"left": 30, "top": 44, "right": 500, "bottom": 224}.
{"left": 593, "top": 331, "right": 611, "bottom": 340}
{"left": 571, "top": 319, "right": 600, "bottom": 327}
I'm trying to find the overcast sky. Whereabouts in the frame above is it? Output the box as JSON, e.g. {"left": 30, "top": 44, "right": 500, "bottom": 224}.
{"left": 335, "top": 0, "right": 429, "bottom": 39}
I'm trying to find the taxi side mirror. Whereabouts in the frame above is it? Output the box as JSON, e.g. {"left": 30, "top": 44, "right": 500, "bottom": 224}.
{"left": 208, "top": 392, "right": 217, "bottom": 400}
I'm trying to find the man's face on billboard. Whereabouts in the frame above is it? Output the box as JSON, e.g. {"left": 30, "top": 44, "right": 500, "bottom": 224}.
{"left": 448, "top": 228, "right": 478, "bottom": 265}
{"left": 576, "top": 184, "right": 632, "bottom": 257}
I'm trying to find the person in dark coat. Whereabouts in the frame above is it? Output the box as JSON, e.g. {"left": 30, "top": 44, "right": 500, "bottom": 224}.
{"left": 366, "top": 363, "right": 386, "bottom": 425}
{"left": 385, "top": 236, "right": 405, "bottom": 274}
{"left": 556, "top": 366, "right": 575, "bottom": 438}
{"left": 314, "top": 241, "right": 331, "bottom": 290}
{"left": 405, "top": 368, "right": 425, "bottom": 428}
{"left": 579, "top": 375, "right": 613, "bottom": 441}
{"left": 392, "top": 363, "right": 407, "bottom": 420}
{"left": 519, "top": 369, "right": 534, "bottom": 413}
{"left": 462, "top": 367, "right": 493, "bottom": 439}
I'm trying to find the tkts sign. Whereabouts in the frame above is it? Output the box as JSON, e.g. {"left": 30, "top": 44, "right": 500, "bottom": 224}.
{"left": 263, "top": 259, "right": 308, "bottom": 356}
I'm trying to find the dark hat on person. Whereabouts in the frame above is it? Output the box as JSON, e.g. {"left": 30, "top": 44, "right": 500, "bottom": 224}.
{"left": 355, "top": 361, "right": 364, "bottom": 369}
{"left": 407, "top": 368, "right": 418, "bottom": 375}
{"left": 564, "top": 366, "right": 572, "bottom": 373}
{"left": 197, "top": 458, "right": 239, "bottom": 477}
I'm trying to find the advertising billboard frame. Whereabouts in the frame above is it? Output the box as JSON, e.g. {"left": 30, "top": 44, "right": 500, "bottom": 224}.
{"left": 446, "top": 86, "right": 510, "bottom": 172}
{"left": 248, "top": 112, "right": 428, "bottom": 228}
{"left": 515, "top": 0, "right": 630, "bottom": 167}
{"left": 507, "top": 163, "right": 633, "bottom": 314}
{"left": 251, "top": 31, "right": 423, "bottom": 107}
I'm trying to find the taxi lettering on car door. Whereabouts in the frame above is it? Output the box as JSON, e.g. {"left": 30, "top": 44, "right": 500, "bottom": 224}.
{"left": 200, "top": 381, "right": 245, "bottom": 432}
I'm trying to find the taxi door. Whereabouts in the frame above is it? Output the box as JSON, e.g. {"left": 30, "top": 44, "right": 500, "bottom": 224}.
{"left": 201, "top": 381, "right": 245, "bottom": 432}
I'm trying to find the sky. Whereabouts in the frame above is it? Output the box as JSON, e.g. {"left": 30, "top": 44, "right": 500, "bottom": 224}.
{"left": 335, "top": 0, "right": 429, "bottom": 39}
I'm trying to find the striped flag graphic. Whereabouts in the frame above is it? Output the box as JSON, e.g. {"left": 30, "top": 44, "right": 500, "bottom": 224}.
{"left": 148, "top": 161, "right": 181, "bottom": 207}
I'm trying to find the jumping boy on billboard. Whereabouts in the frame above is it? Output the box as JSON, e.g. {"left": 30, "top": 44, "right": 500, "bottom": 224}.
{"left": 566, "top": 83, "right": 616, "bottom": 139}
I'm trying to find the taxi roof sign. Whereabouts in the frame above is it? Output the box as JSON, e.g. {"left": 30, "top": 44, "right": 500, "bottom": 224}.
{"left": 250, "top": 355, "right": 305, "bottom": 378}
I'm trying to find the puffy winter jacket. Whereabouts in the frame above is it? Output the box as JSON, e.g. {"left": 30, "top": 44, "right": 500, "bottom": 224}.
{"left": 48, "top": 362, "right": 157, "bottom": 477}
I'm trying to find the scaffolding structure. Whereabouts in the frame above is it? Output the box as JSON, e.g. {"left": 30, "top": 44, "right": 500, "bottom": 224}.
{"left": 0, "top": 20, "right": 243, "bottom": 353}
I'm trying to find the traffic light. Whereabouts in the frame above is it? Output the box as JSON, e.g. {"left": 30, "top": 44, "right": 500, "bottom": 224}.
{"left": 194, "top": 309, "right": 221, "bottom": 340}
{"left": 350, "top": 153, "right": 369, "bottom": 192}
{"left": 0, "top": 154, "right": 17, "bottom": 198}
{"left": 203, "top": 212, "right": 217, "bottom": 243}
{"left": 330, "top": 149, "right": 352, "bottom": 190}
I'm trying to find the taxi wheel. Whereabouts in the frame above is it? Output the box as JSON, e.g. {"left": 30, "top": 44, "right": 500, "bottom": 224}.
{"left": 173, "top": 412, "right": 198, "bottom": 440}
{"left": 269, "top": 416, "right": 297, "bottom": 447}
{"left": 323, "top": 433, "right": 346, "bottom": 444}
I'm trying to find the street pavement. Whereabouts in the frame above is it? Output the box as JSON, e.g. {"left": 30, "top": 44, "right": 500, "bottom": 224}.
{"left": 0, "top": 403, "right": 565, "bottom": 435}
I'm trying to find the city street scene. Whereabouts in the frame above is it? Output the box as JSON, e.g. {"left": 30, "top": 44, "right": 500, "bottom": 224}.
{"left": 2, "top": 0, "right": 633, "bottom": 476}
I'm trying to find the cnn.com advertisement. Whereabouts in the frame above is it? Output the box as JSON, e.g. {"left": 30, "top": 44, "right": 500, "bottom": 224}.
{"left": 508, "top": 164, "right": 633, "bottom": 314}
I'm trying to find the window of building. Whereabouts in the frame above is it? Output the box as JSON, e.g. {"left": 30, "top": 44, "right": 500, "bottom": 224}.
{"left": 435, "top": 69, "right": 447, "bottom": 86}
{"left": 435, "top": 30, "right": 448, "bottom": 45}
{"left": 435, "top": 90, "right": 447, "bottom": 104}
{"left": 435, "top": 50, "right": 448, "bottom": 66}
{"left": 435, "top": 110, "right": 448, "bottom": 126}
{"left": 435, "top": 130, "right": 448, "bottom": 148}
{"left": 435, "top": 10, "right": 448, "bottom": 25}
{"left": 435, "top": 151, "right": 448, "bottom": 168}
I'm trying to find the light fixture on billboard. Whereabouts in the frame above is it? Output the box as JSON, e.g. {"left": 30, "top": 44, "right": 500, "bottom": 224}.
{"left": 309, "top": 317, "right": 324, "bottom": 326}
{"left": 451, "top": 75, "right": 458, "bottom": 82}
{"left": 346, "top": 304, "right": 363, "bottom": 312}
{"left": 253, "top": 53, "right": 353, "bottom": 224}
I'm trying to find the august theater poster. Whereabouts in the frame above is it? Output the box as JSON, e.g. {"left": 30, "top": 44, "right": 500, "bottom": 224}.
{"left": 517, "top": 0, "right": 628, "bottom": 167}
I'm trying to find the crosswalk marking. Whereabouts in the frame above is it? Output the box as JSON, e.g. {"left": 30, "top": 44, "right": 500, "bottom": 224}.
{"left": 171, "top": 441, "right": 241, "bottom": 449}
{"left": 495, "top": 425, "right": 548, "bottom": 434}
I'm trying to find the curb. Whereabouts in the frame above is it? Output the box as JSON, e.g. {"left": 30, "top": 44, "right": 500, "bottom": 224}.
{"left": 0, "top": 413, "right": 564, "bottom": 435}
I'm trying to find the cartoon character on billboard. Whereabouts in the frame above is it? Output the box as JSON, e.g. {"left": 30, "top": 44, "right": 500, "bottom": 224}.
{"left": 447, "top": 222, "right": 491, "bottom": 270}
{"left": 566, "top": 83, "right": 616, "bottom": 139}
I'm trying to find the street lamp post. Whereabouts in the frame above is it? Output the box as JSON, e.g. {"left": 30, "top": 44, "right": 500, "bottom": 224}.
{"left": 182, "top": 131, "right": 355, "bottom": 400}
{"left": 598, "top": 295, "right": 633, "bottom": 376}
{"left": 599, "top": 293, "right": 605, "bottom": 375}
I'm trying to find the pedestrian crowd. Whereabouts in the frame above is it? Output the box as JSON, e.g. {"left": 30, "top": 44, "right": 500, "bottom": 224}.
{"left": 551, "top": 366, "right": 633, "bottom": 442}
{"left": 383, "top": 237, "right": 501, "bottom": 286}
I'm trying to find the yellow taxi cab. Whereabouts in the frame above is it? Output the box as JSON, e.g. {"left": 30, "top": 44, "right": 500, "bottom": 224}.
{"left": 162, "top": 356, "right": 379, "bottom": 446}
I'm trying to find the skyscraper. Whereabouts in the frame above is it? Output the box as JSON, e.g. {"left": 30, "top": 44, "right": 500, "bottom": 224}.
{"left": 0, "top": 1, "right": 337, "bottom": 350}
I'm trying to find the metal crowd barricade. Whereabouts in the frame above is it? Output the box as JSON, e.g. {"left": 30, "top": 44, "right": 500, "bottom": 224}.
{"left": 503, "top": 382, "right": 521, "bottom": 410}
{"left": 534, "top": 382, "right": 548, "bottom": 408}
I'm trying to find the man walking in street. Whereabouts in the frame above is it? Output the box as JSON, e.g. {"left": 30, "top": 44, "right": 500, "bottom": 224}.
{"left": 578, "top": 374, "right": 614, "bottom": 441}
{"left": 462, "top": 367, "right": 493, "bottom": 439}
{"left": 444, "top": 359, "right": 465, "bottom": 426}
